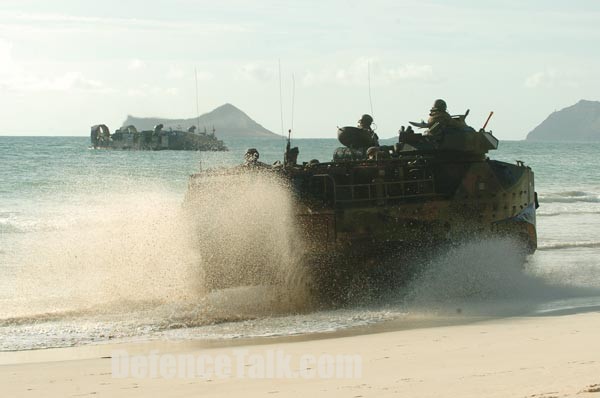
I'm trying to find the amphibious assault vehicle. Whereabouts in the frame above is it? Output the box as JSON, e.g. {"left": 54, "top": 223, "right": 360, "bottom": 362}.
{"left": 186, "top": 111, "right": 538, "bottom": 295}
{"left": 90, "top": 124, "right": 227, "bottom": 151}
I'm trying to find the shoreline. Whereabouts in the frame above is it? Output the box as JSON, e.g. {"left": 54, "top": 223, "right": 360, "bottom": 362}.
{"left": 2, "top": 311, "right": 600, "bottom": 397}
{"left": 0, "top": 312, "right": 486, "bottom": 365}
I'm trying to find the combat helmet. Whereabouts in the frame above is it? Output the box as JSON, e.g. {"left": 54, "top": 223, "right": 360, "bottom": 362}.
{"left": 358, "top": 114, "right": 373, "bottom": 127}
{"left": 430, "top": 99, "right": 447, "bottom": 112}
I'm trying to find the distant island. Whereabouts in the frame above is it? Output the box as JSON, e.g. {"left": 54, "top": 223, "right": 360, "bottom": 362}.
{"left": 526, "top": 99, "right": 600, "bottom": 141}
{"left": 122, "top": 103, "right": 280, "bottom": 140}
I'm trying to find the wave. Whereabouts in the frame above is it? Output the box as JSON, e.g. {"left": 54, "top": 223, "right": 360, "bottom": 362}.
{"left": 538, "top": 210, "right": 600, "bottom": 217}
{"left": 540, "top": 191, "right": 600, "bottom": 203}
{"left": 0, "top": 217, "right": 70, "bottom": 234}
{"left": 0, "top": 219, "right": 25, "bottom": 234}
{"left": 0, "top": 221, "right": 25, "bottom": 234}
{"left": 0, "top": 299, "right": 196, "bottom": 328}
{"left": 553, "top": 191, "right": 589, "bottom": 197}
{"left": 537, "top": 241, "right": 600, "bottom": 251}
{"left": 0, "top": 308, "right": 104, "bottom": 327}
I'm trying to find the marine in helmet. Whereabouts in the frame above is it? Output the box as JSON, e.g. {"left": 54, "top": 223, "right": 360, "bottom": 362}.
{"left": 285, "top": 146, "right": 299, "bottom": 166}
{"left": 426, "top": 99, "right": 463, "bottom": 135}
{"left": 358, "top": 114, "right": 373, "bottom": 131}
{"left": 244, "top": 148, "right": 264, "bottom": 166}
{"left": 358, "top": 114, "right": 379, "bottom": 146}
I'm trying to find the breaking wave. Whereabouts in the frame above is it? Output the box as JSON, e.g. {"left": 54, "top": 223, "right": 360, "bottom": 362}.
{"left": 537, "top": 241, "right": 600, "bottom": 251}
{"left": 0, "top": 219, "right": 23, "bottom": 234}
{"left": 537, "top": 210, "right": 600, "bottom": 217}
{"left": 540, "top": 191, "right": 600, "bottom": 203}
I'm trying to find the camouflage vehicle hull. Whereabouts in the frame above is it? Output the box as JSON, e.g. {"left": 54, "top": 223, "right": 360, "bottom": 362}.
{"left": 186, "top": 125, "right": 537, "bottom": 298}
{"left": 293, "top": 155, "right": 537, "bottom": 255}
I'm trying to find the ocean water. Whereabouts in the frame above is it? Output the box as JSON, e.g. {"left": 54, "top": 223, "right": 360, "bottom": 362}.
{"left": 1, "top": 136, "right": 600, "bottom": 351}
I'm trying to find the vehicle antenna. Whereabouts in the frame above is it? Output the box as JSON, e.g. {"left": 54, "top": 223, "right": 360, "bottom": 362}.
{"left": 284, "top": 73, "right": 295, "bottom": 167}
{"left": 290, "top": 73, "right": 295, "bottom": 135}
{"left": 368, "top": 60, "right": 374, "bottom": 117}
{"left": 285, "top": 128, "right": 291, "bottom": 166}
{"left": 195, "top": 67, "right": 200, "bottom": 134}
{"left": 278, "top": 59, "right": 285, "bottom": 138}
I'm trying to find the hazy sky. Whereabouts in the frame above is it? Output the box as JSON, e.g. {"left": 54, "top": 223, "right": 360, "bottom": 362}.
{"left": 1, "top": 0, "right": 599, "bottom": 139}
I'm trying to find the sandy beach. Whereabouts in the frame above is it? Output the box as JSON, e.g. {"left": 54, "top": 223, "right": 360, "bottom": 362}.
{"left": 2, "top": 311, "right": 600, "bottom": 398}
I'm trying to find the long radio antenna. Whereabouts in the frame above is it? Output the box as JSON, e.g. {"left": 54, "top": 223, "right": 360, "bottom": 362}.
{"left": 194, "top": 67, "right": 200, "bottom": 133}
{"left": 278, "top": 59, "right": 284, "bottom": 138}
{"left": 290, "top": 73, "right": 295, "bottom": 135}
{"left": 285, "top": 73, "right": 295, "bottom": 166}
{"left": 368, "top": 60, "right": 374, "bottom": 116}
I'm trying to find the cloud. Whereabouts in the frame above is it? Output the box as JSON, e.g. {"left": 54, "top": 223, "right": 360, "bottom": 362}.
{"left": 165, "top": 65, "right": 212, "bottom": 81}
{"left": 238, "top": 63, "right": 275, "bottom": 82}
{"left": 302, "top": 70, "right": 328, "bottom": 87}
{"left": 42, "top": 72, "right": 106, "bottom": 91}
{"left": 303, "top": 58, "right": 434, "bottom": 86}
{"left": 525, "top": 68, "right": 581, "bottom": 88}
{"left": 0, "top": 39, "right": 111, "bottom": 93}
{"left": 128, "top": 59, "right": 146, "bottom": 71}
{"left": 2, "top": 71, "right": 111, "bottom": 93}
{"left": 331, "top": 57, "right": 371, "bottom": 85}
{"left": 0, "top": 40, "right": 18, "bottom": 74}
{"left": 0, "top": 10, "right": 250, "bottom": 34}
{"left": 126, "top": 85, "right": 181, "bottom": 97}
{"left": 167, "top": 65, "right": 186, "bottom": 80}
{"left": 386, "top": 64, "right": 433, "bottom": 81}
{"left": 525, "top": 69, "right": 557, "bottom": 88}
{"left": 195, "top": 70, "right": 213, "bottom": 81}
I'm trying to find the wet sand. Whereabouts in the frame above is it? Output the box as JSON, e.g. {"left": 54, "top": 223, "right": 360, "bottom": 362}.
{"left": 2, "top": 311, "right": 600, "bottom": 397}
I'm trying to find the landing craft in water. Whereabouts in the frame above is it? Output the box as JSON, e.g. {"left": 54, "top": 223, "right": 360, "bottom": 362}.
{"left": 185, "top": 101, "right": 539, "bottom": 298}
{"left": 90, "top": 124, "right": 227, "bottom": 151}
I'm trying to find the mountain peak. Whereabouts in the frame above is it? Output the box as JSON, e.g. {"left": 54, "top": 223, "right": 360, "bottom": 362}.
{"left": 213, "top": 103, "right": 240, "bottom": 112}
{"left": 206, "top": 103, "right": 251, "bottom": 120}
{"left": 122, "top": 104, "right": 279, "bottom": 140}
{"left": 577, "top": 99, "right": 600, "bottom": 105}
{"left": 526, "top": 99, "right": 600, "bottom": 141}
